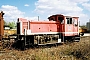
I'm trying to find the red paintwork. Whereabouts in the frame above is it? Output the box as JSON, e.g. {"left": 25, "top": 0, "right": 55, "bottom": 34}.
{"left": 30, "top": 21, "right": 60, "bottom": 33}
{"left": 17, "top": 14, "right": 79, "bottom": 36}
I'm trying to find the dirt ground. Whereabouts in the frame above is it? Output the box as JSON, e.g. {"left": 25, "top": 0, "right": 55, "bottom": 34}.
{"left": 0, "top": 36, "right": 90, "bottom": 60}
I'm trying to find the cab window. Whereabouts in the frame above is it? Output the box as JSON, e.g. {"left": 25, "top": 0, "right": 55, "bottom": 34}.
{"left": 50, "top": 18, "right": 54, "bottom": 21}
{"left": 58, "top": 17, "right": 64, "bottom": 24}
{"left": 74, "top": 19, "right": 78, "bottom": 26}
{"left": 66, "top": 18, "right": 72, "bottom": 24}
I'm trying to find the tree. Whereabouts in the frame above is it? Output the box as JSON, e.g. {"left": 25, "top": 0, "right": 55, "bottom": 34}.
{"left": 8, "top": 21, "right": 16, "bottom": 29}
{"left": 4, "top": 20, "right": 16, "bottom": 29}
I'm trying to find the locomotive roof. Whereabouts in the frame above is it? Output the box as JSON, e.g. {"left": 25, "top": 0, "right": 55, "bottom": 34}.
{"left": 48, "top": 14, "right": 79, "bottom": 19}
{"left": 48, "top": 14, "right": 64, "bottom": 18}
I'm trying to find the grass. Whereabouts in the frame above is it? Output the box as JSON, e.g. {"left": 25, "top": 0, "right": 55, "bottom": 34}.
{"left": 0, "top": 36, "right": 90, "bottom": 60}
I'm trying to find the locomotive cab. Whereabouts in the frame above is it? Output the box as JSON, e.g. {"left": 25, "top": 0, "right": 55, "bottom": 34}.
{"left": 64, "top": 16, "right": 80, "bottom": 42}
{"left": 48, "top": 14, "right": 80, "bottom": 42}
{"left": 48, "top": 14, "right": 64, "bottom": 24}
{"left": 48, "top": 14, "right": 65, "bottom": 33}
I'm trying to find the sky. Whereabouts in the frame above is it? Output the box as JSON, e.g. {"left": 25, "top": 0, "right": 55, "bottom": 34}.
{"left": 0, "top": 0, "right": 90, "bottom": 25}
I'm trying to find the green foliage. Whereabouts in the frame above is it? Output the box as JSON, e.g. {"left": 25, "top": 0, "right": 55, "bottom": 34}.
{"left": 4, "top": 21, "right": 16, "bottom": 29}
{"left": 8, "top": 21, "right": 16, "bottom": 29}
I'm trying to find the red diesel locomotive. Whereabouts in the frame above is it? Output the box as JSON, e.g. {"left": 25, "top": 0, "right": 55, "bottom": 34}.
{"left": 17, "top": 14, "right": 80, "bottom": 45}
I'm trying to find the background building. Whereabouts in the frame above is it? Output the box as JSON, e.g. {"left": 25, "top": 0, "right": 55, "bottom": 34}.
{"left": 86, "top": 21, "right": 90, "bottom": 32}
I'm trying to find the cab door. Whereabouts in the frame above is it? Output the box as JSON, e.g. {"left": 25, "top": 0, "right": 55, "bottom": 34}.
{"left": 65, "top": 17, "right": 74, "bottom": 36}
{"left": 73, "top": 18, "right": 79, "bottom": 35}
